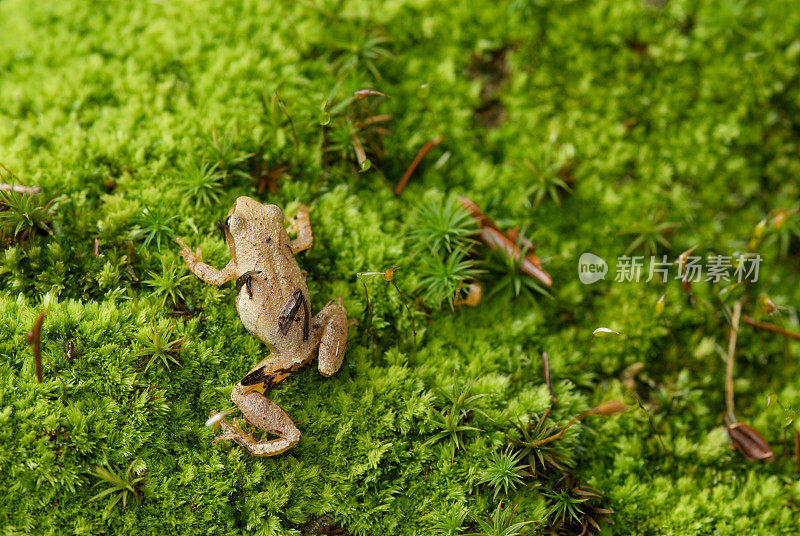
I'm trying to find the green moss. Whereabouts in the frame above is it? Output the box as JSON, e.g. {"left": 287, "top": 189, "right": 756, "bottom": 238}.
{"left": 2, "top": 0, "right": 800, "bottom": 534}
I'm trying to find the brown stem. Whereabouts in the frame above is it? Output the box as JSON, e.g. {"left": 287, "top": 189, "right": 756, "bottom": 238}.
{"left": 506, "top": 227, "right": 536, "bottom": 253}
{"left": 359, "top": 114, "right": 393, "bottom": 127}
{"left": 351, "top": 134, "right": 368, "bottom": 167}
{"left": 584, "top": 336, "right": 595, "bottom": 366}
{"left": 637, "top": 398, "right": 671, "bottom": 458}
{"left": 360, "top": 279, "right": 373, "bottom": 342}
{"left": 542, "top": 351, "right": 556, "bottom": 403}
{"left": 27, "top": 311, "right": 47, "bottom": 383}
{"left": 394, "top": 134, "right": 443, "bottom": 195}
{"left": 479, "top": 226, "right": 552, "bottom": 286}
{"left": 661, "top": 315, "right": 686, "bottom": 361}
{"left": 458, "top": 196, "right": 495, "bottom": 229}
{"left": 422, "top": 101, "right": 440, "bottom": 132}
{"left": 795, "top": 430, "right": 800, "bottom": 475}
{"left": 741, "top": 315, "right": 800, "bottom": 341}
{"left": 321, "top": 124, "right": 327, "bottom": 173}
{"left": 533, "top": 417, "right": 578, "bottom": 446}
{"left": 725, "top": 301, "right": 742, "bottom": 423}
{"left": 390, "top": 280, "right": 417, "bottom": 353}
{"left": 458, "top": 196, "right": 552, "bottom": 287}
{"left": 535, "top": 401, "right": 628, "bottom": 447}
{"left": 275, "top": 90, "right": 299, "bottom": 154}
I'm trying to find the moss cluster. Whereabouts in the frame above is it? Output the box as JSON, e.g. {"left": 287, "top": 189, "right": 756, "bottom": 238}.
{"left": 2, "top": 0, "right": 800, "bottom": 534}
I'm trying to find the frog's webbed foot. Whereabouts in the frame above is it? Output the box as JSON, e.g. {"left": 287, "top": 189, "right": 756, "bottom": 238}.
{"left": 215, "top": 384, "right": 301, "bottom": 457}
{"left": 314, "top": 298, "right": 348, "bottom": 377}
{"left": 211, "top": 416, "right": 284, "bottom": 456}
{"left": 211, "top": 416, "right": 249, "bottom": 444}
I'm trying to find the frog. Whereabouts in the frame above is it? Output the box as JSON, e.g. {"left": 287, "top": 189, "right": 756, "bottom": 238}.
{"left": 175, "top": 196, "right": 348, "bottom": 456}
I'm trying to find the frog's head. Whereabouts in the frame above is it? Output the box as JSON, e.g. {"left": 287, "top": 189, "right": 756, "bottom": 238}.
{"left": 219, "top": 197, "right": 285, "bottom": 259}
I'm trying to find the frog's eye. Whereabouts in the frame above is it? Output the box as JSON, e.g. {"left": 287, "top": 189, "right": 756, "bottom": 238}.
{"left": 228, "top": 214, "right": 246, "bottom": 234}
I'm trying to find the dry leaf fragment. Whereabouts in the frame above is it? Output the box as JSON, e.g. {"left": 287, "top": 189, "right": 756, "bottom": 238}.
{"left": 726, "top": 421, "right": 775, "bottom": 462}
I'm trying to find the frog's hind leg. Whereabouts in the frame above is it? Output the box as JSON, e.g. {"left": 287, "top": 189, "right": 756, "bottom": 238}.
{"left": 313, "top": 298, "right": 348, "bottom": 377}
{"left": 213, "top": 357, "right": 301, "bottom": 457}
{"left": 214, "top": 383, "right": 301, "bottom": 456}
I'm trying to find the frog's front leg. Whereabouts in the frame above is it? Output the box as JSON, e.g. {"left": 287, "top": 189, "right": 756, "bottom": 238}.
{"left": 213, "top": 355, "right": 301, "bottom": 457}
{"left": 175, "top": 236, "right": 235, "bottom": 285}
{"left": 313, "top": 298, "right": 348, "bottom": 377}
{"left": 287, "top": 205, "right": 313, "bottom": 253}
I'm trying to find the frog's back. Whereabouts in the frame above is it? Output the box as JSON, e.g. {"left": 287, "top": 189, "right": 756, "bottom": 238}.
{"left": 235, "top": 244, "right": 312, "bottom": 356}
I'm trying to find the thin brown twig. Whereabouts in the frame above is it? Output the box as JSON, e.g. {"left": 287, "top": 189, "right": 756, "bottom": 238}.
{"left": 389, "top": 280, "right": 416, "bottom": 353}
{"left": 394, "top": 134, "right": 443, "bottom": 195}
{"left": 320, "top": 123, "right": 328, "bottom": 177}
{"left": 542, "top": 351, "right": 556, "bottom": 403}
{"left": 360, "top": 279, "right": 373, "bottom": 341}
{"left": 458, "top": 196, "right": 552, "bottom": 287}
{"left": 359, "top": 114, "right": 393, "bottom": 127}
{"left": 795, "top": 430, "right": 800, "bottom": 474}
{"left": 351, "top": 134, "right": 368, "bottom": 168}
{"left": 725, "top": 301, "right": 742, "bottom": 423}
{"left": 742, "top": 315, "right": 800, "bottom": 341}
{"left": 421, "top": 100, "right": 440, "bottom": 132}
{"left": 580, "top": 333, "right": 598, "bottom": 369}
{"left": 27, "top": 311, "right": 47, "bottom": 383}
{"left": 637, "top": 399, "right": 671, "bottom": 458}
{"left": 617, "top": 362, "right": 671, "bottom": 457}
{"left": 661, "top": 315, "right": 686, "bottom": 361}
{"left": 275, "top": 90, "right": 299, "bottom": 154}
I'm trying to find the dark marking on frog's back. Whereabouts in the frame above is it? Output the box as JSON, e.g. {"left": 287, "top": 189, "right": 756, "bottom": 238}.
{"left": 277, "top": 288, "right": 310, "bottom": 342}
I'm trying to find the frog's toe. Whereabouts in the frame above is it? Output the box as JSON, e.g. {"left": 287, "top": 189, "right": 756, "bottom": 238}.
{"left": 212, "top": 432, "right": 237, "bottom": 444}
{"left": 211, "top": 416, "right": 245, "bottom": 444}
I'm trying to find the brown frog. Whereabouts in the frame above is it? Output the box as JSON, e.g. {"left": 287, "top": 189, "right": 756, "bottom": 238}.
{"left": 175, "top": 196, "right": 348, "bottom": 456}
